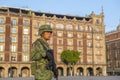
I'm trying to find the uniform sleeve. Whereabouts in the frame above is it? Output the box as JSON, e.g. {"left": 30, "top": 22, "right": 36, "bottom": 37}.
{"left": 30, "top": 42, "right": 46, "bottom": 61}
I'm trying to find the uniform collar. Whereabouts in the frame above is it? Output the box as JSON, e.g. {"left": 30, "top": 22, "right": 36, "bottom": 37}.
{"left": 38, "top": 38, "right": 49, "bottom": 46}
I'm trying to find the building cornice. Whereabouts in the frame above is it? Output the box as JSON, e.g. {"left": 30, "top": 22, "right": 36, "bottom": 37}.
{"left": 0, "top": 6, "right": 92, "bottom": 21}
{"left": 106, "top": 38, "right": 120, "bottom": 43}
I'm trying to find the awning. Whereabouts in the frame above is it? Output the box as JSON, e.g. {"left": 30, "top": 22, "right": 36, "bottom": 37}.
{"left": 107, "top": 69, "right": 120, "bottom": 72}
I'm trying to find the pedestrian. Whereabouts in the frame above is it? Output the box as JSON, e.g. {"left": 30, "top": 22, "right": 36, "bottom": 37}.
{"left": 30, "top": 25, "right": 57, "bottom": 80}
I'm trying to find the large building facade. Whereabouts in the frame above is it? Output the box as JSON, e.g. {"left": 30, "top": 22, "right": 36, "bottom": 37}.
{"left": 0, "top": 6, "right": 106, "bottom": 77}
{"left": 106, "top": 24, "right": 120, "bottom": 76}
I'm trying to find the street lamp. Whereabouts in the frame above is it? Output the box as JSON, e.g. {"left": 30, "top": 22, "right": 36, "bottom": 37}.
{"left": 113, "top": 67, "right": 115, "bottom": 76}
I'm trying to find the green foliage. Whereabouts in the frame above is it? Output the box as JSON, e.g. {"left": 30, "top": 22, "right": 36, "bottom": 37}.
{"left": 61, "top": 50, "right": 80, "bottom": 65}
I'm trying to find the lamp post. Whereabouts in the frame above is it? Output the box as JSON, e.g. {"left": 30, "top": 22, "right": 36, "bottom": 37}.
{"left": 113, "top": 67, "right": 115, "bottom": 76}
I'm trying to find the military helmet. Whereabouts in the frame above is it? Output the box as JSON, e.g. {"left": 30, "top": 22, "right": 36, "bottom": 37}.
{"left": 38, "top": 24, "right": 52, "bottom": 35}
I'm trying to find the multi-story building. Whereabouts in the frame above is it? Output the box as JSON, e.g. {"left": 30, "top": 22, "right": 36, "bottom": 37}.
{"left": 0, "top": 6, "right": 106, "bottom": 77}
{"left": 106, "top": 24, "right": 120, "bottom": 76}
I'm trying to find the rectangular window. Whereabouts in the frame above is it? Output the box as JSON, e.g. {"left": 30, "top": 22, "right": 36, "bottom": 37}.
{"left": 87, "top": 50, "right": 92, "bottom": 54}
{"left": 0, "top": 45, "right": 4, "bottom": 51}
{"left": 97, "top": 50, "right": 101, "bottom": 55}
{"left": 11, "top": 36, "right": 17, "bottom": 42}
{"left": 81, "top": 58, "right": 83, "bottom": 63}
{"left": 67, "top": 47, "right": 73, "bottom": 50}
{"left": 77, "top": 34, "right": 83, "bottom": 38}
{"left": 11, "top": 27, "right": 17, "bottom": 33}
{"left": 11, "top": 19, "right": 17, "bottom": 26}
{"left": 11, "top": 54, "right": 16, "bottom": 61}
{"left": 0, "top": 36, "right": 4, "bottom": 42}
{"left": 46, "top": 22, "right": 53, "bottom": 28}
{"left": 67, "top": 39, "right": 73, "bottom": 45}
{"left": 76, "top": 25, "right": 83, "bottom": 31}
{"left": 0, "top": 18, "right": 4, "bottom": 24}
{"left": 57, "top": 39, "right": 63, "bottom": 45}
{"left": 57, "top": 47, "right": 63, "bottom": 53}
{"left": 56, "top": 24, "right": 64, "bottom": 29}
{"left": 23, "top": 29, "right": 29, "bottom": 34}
{"left": 67, "top": 33, "right": 73, "bottom": 37}
{"left": 95, "top": 19, "right": 99, "bottom": 24}
{"left": 23, "top": 20, "right": 29, "bottom": 26}
{"left": 23, "top": 55, "right": 28, "bottom": 62}
{"left": 66, "top": 25, "right": 73, "bottom": 30}
{"left": 87, "top": 56, "right": 92, "bottom": 63}
{"left": 87, "top": 42, "right": 92, "bottom": 47}
{"left": 57, "top": 32, "right": 63, "bottom": 37}
{"left": 77, "top": 41, "right": 82, "bottom": 46}
{"left": 36, "top": 22, "right": 41, "bottom": 28}
{"left": 23, "top": 45, "right": 28, "bottom": 52}
{"left": 57, "top": 55, "right": 61, "bottom": 62}
{"left": 97, "top": 56, "right": 102, "bottom": 63}
{"left": 11, "top": 45, "right": 16, "bottom": 52}
{"left": 96, "top": 36, "right": 100, "bottom": 40}
{"left": 23, "top": 37, "right": 28, "bottom": 43}
{"left": 0, "top": 26, "right": 4, "bottom": 33}
{"left": 0, "top": 54, "right": 3, "bottom": 61}
{"left": 97, "top": 43, "right": 100, "bottom": 47}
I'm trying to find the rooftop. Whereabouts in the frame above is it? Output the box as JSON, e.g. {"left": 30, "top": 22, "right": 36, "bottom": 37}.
{"left": 0, "top": 6, "right": 92, "bottom": 21}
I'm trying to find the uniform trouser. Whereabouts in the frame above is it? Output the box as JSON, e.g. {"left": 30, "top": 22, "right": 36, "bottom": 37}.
{"left": 35, "top": 68, "right": 53, "bottom": 80}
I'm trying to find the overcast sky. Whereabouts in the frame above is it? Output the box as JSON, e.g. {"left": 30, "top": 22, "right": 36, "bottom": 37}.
{"left": 0, "top": 0, "right": 120, "bottom": 32}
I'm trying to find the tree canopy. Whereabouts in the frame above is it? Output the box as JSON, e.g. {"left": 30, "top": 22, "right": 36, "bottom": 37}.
{"left": 61, "top": 50, "right": 80, "bottom": 65}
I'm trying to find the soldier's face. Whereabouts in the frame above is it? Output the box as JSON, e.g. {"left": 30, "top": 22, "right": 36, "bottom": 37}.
{"left": 42, "top": 31, "right": 52, "bottom": 40}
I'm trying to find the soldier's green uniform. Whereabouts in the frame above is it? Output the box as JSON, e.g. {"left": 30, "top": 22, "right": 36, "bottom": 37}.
{"left": 30, "top": 25, "right": 53, "bottom": 80}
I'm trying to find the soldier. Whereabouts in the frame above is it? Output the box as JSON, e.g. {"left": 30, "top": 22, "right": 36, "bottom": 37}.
{"left": 30, "top": 25, "right": 56, "bottom": 80}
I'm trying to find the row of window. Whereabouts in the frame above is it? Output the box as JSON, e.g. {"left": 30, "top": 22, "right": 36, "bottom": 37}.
{"left": 56, "top": 46, "right": 102, "bottom": 55}
{"left": 35, "top": 32, "right": 100, "bottom": 40}
{"left": 0, "top": 54, "right": 29, "bottom": 62}
{"left": 0, "top": 17, "right": 102, "bottom": 32}
{"left": 38, "top": 24, "right": 99, "bottom": 32}
{"left": 35, "top": 22, "right": 102, "bottom": 32}
{"left": 49, "top": 38, "right": 102, "bottom": 47}
{"left": 0, "top": 36, "right": 29, "bottom": 43}
{"left": 0, "top": 26, "right": 29, "bottom": 34}
{"left": 0, "top": 45, "right": 29, "bottom": 52}
{"left": 57, "top": 34, "right": 100, "bottom": 40}
{"left": 107, "top": 42, "right": 120, "bottom": 49}
{"left": 47, "top": 22, "right": 102, "bottom": 32}
{"left": 108, "top": 61, "right": 120, "bottom": 68}
{"left": 85, "top": 56, "right": 103, "bottom": 64}
{"left": 56, "top": 31, "right": 101, "bottom": 39}
{"left": 57, "top": 54, "right": 103, "bottom": 64}
{"left": 0, "top": 43, "right": 100, "bottom": 54}
{"left": 0, "top": 18, "right": 29, "bottom": 26}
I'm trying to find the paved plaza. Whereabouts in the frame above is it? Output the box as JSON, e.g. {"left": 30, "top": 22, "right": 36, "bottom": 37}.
{"left": 0, "top": 76, "right": 120, "bottom": 80}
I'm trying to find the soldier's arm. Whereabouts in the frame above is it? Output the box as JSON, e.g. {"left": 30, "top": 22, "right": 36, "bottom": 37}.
{"left": 30, "top": 42, "right": 46, "bottom": 61}
{"left": 30, "top": 47, "right": 38, "bottom": 61}
{"left": 37, "top": 42, "right": 47, "bottom": 57}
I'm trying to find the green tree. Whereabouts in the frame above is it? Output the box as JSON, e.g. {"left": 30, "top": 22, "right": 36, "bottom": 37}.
{"left": 61, "top": 50, "right": 80, "bottom": 76}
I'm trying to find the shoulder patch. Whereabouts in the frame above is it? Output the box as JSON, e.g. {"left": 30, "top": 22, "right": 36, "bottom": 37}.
{"left": 32, "top": 43, "right": 37, "bottom": 47}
